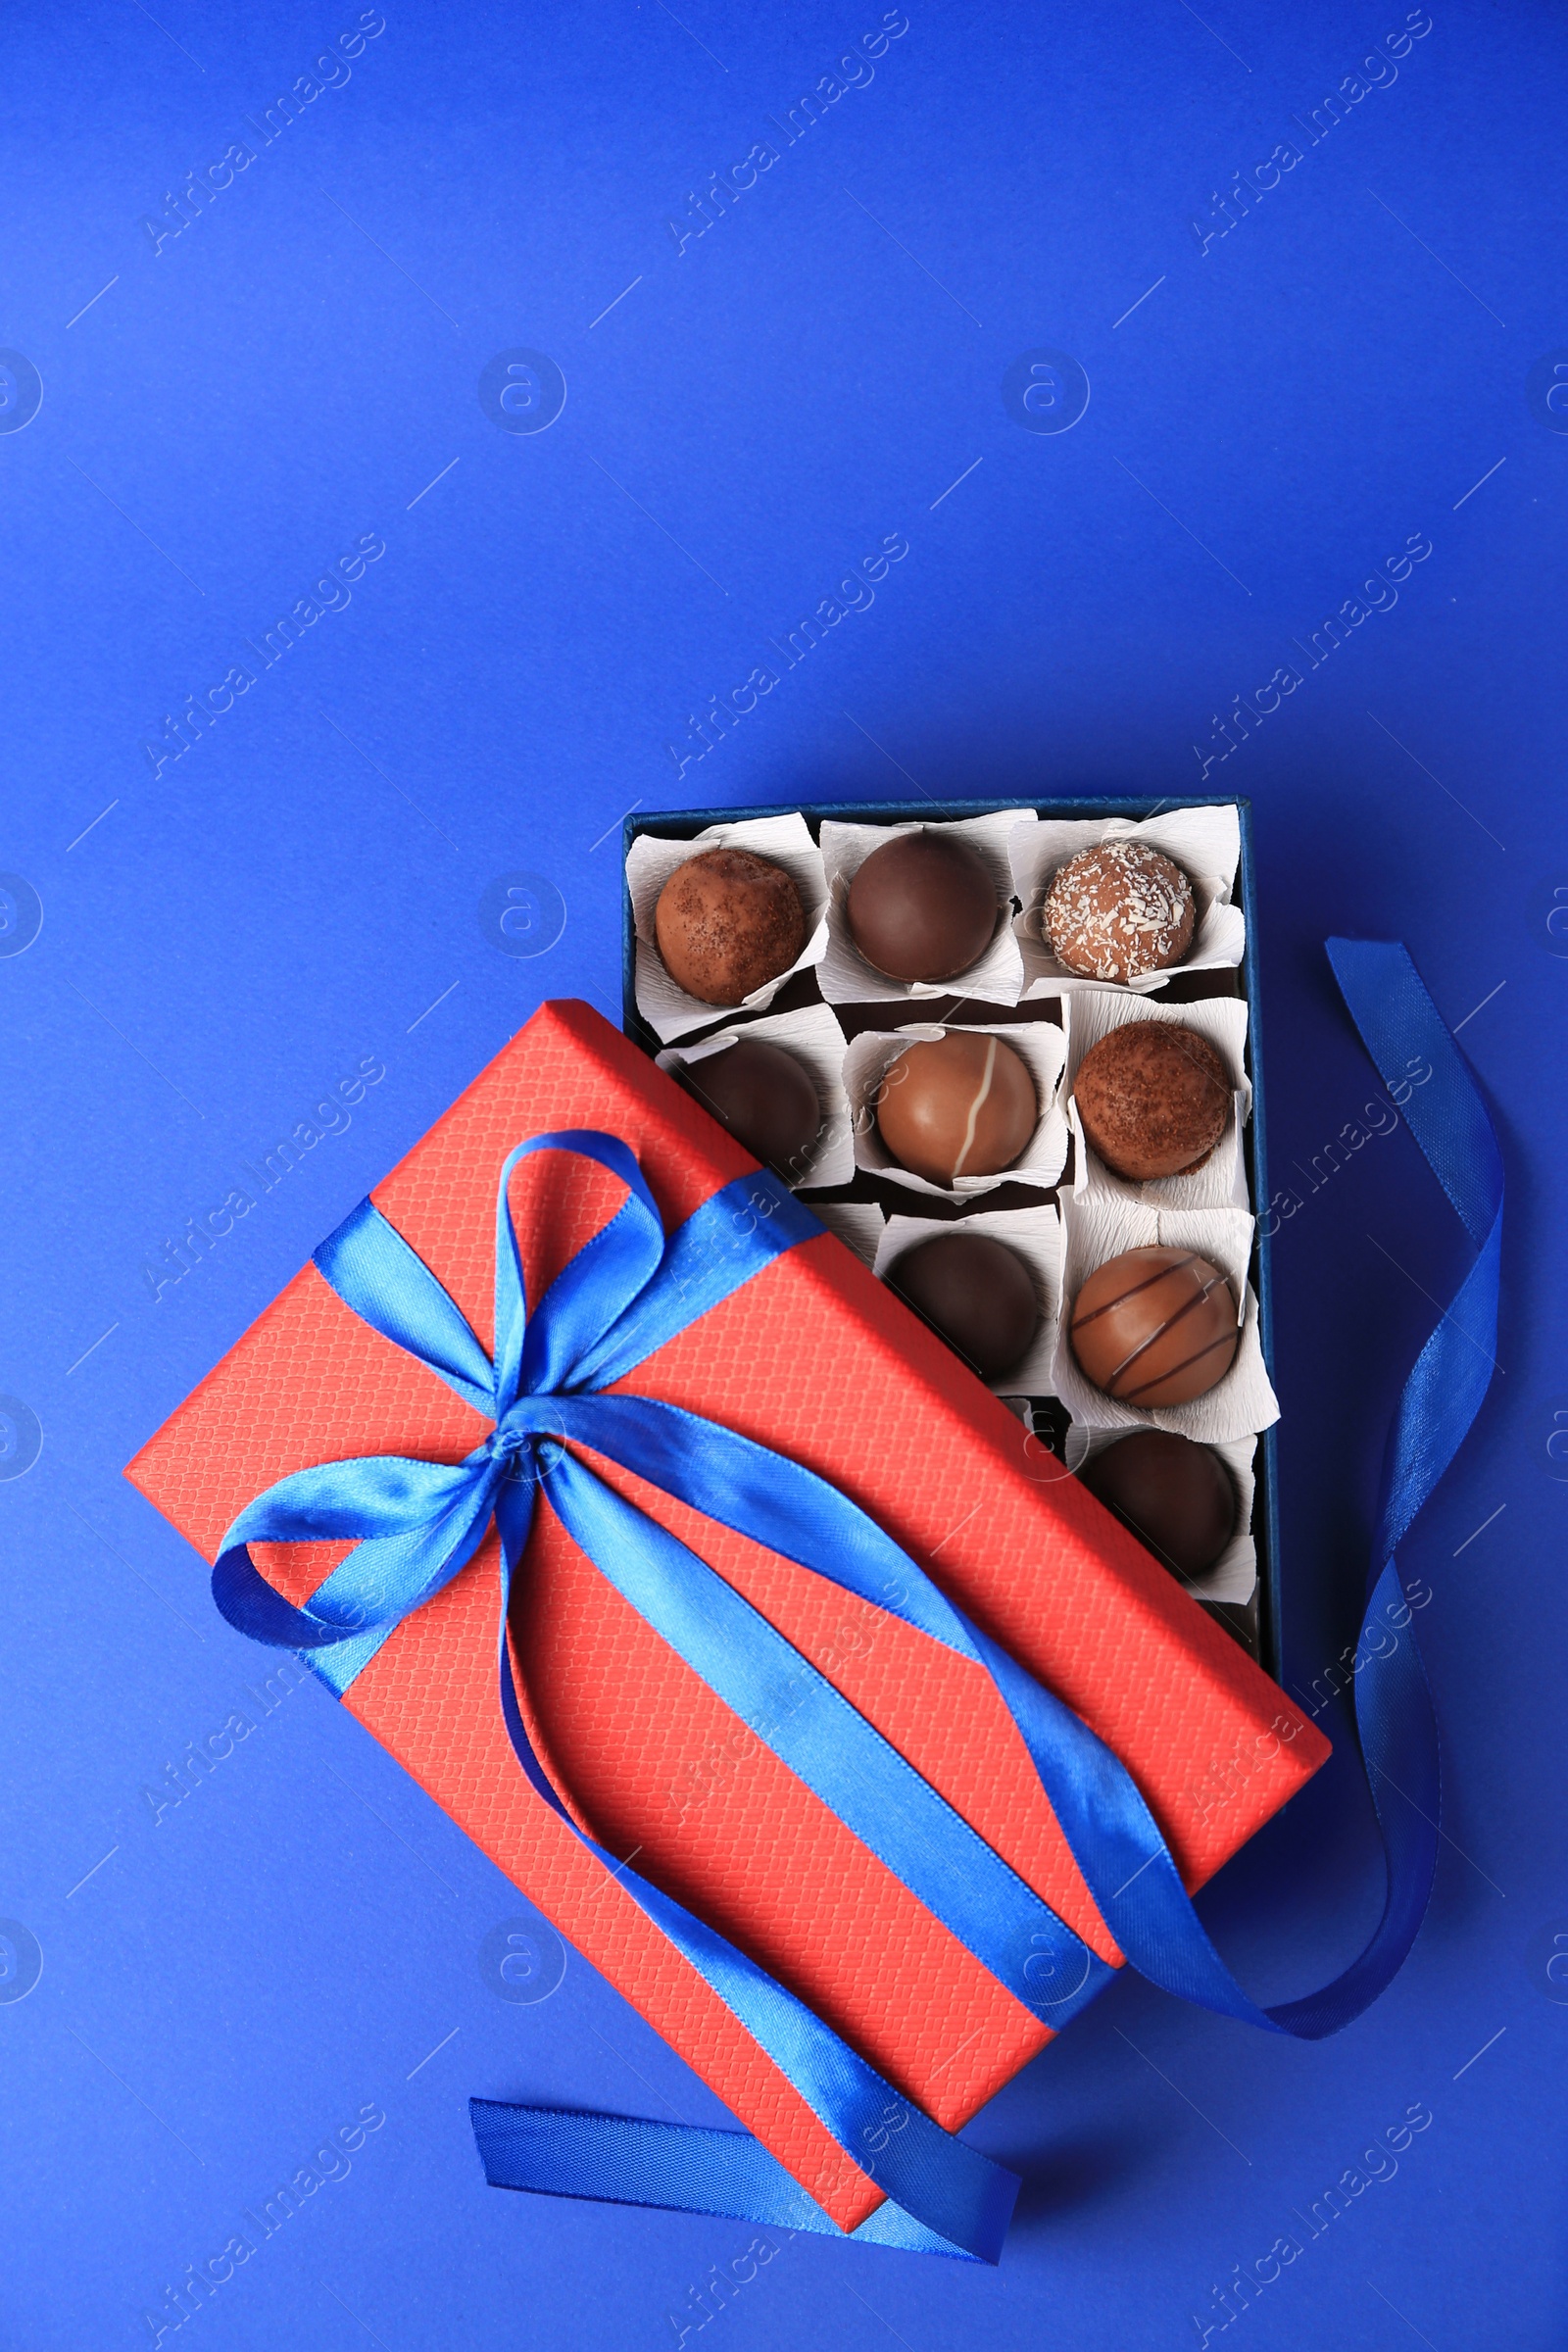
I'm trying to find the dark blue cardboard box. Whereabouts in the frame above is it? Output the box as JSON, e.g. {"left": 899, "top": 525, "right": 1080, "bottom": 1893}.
{"left": 621, "top": 796, "right": 1281, "bottom": 1683}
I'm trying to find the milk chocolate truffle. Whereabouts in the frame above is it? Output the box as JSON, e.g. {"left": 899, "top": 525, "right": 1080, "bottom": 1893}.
{"left": 1043, "top": 841, "right": 1196, "bottom": 983}
{"left": 887, "top": 1232, "right": 1040, "bottom": 1380}
{"left": 1078, "top": 1430, "right": 1237, "bottom": 1581}
{"left": 1069, "top": 1245, "right": 1239, "bottom": 1406}
{"left": 847, "top": 830, "right": 1000, "bottom": 983}
{"left": 1073, "top": 1022, "right": 1230, "bottom": 1182}
{"left": 655, "top": 848, "right": 807, "bottom": 1006}
{"left": 875, "top": 1032, "right": 1037, "bottom": 1186}
{"left": 681, "top": 1038, "right": 821, "bottom": 1176}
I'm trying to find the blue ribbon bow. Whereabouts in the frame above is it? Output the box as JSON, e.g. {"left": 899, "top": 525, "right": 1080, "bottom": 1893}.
{"left": 212, "top": 945, "right": 1500, "bottom": 2258}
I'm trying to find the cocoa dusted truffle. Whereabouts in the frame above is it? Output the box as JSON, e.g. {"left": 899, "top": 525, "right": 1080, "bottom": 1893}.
{"left": 887, "top": 1231, "right": 1040, "bottom": 1380}
{"left": 1069, "top": 1244, "right": 1239, "bottom": 1406}
{"left": 876, "top": 1032, "right": 1037, "bottom": 1186}
{"left": 1043, "top": 841, "right": 1196, "bottom": 983}
{"left": 680, "top": 1038, "right": 821, "bottom": 1177}
{"left": 847, "top": 830, "right": 1000, "bottom": 984}
{"left": 1073, "top": 1022, "right": 1231, "bottom": 1182}
{"left": 655, "top": 848, "right": 807, "bottom": 1006}
{"left": 1078, "top": 1429, "right": 1237, "bottom": 1580}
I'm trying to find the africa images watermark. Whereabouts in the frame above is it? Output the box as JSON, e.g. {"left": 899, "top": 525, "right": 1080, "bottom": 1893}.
{"left": 1192, "top": 530, "right": 1433, "bottom": 781}
{"left": 663, "top": 530, "right": 909, "bottom": 777}
{"left": 138, "top": 1050, "right": 387, "bottom": 1303}
{"left": 139, "top": 532, "right": 387, "bottom": 780}
{"left": 1188, "top": 9, "right": 1434, "bottom": 257}
{"left": 139, "top": 1657, "right": 306, "bottom": 1828}
{"left": 138, "top": 10, "right": 387, "bottom": 256}
{"left": 1190, "top": 2099, "right": 1434, "bottom": 2343}
{"left": 663, "top": 10, "right": 909, "bottom": 256}
{"left": 139, "top": 2097, "right": 387, "bottom": 2344}
{"left": 1258, "top": 1050, "right": 1434, "bottom": 1239}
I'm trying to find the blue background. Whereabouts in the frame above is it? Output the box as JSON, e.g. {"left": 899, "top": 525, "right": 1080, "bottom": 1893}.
{"left": 0, "top": 1, "right": 1560, "bottom": 2343}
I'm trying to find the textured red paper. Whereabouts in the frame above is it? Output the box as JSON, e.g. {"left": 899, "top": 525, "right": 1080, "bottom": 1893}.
{"left": 126, "top": 1000, "right": 1327, "bottom": 2231}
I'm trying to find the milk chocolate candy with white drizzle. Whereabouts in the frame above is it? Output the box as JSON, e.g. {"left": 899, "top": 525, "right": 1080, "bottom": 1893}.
{"left": 874, "top": 1032, "right": 1037, "bottom": 1187}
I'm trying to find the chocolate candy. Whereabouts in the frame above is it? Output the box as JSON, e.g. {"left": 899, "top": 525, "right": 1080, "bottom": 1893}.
{"left": 679, "top": 1038, "right": 821, "bottom": 1177}
{"left": 1068, "top": 1245, "right": 1239, "bottom": 1406}
{"left": 1078, "top": 1429, "right": 1237, "bottom": 1580}
{"left": 876, "top": 1032, "right": 1037, "bottom": 1186}
{"left": 1073, "top": 1021, "right": 1230, "bottom": 1182}
{"left": 655, "top": 848, "right": 807, "bottom": 1006}
{"left": 1043, "top": 841, "right": 1196, "bottom": 983}
{"left": 847, "top": 830, "right": 1000, "bottom": 983}
{"left": 887, "top": 1231, "right": 1040, "bottom": 1380}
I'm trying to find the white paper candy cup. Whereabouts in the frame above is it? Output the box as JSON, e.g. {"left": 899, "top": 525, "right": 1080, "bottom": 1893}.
{"left": 1010, "top": 805, "right": 1245, "bottom": 998}
{"left": 628, "top": 813, "right": 830, "bottom": 1043}
{"left": 874, "top": 1203, "right": 1060, "bottom": 1396}
{"left": 1052, "top": 1193, "right": 1278, "bottom": 1445}
{"left": 656, "top": 1000, "right": 855, "bottom": 1191}
{"left": 841, "top": 1020, "right": 1068, "bottom": 1201}
{"left": 819, "top": 811, "right": 1029, "bottom": 1007}
{"left": 1063, "top": 988, "right": 1252, "bottom": 1211}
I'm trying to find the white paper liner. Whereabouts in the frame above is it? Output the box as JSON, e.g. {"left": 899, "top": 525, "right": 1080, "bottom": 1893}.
{"left": 842, "top": 1021, "right": 1068, "bottom": 1201}
{"left": 1010, "top": 806, "right": 1246, "bottom": 998}
{"left": 1063, "top": 989, "right": 1252, "bottom": 1211}
{"left": 805, "top": 1200, "right": 885, "bottom": 1267}
{"left": 818, "top": 811, "right": 1031, "bottom": 1007}
{"left": 657, "top": 1001, "right": 854, "bottom": 1191}
{"left": 1052, "top": 1193, "right": 1278, "bottom": 1445}
{"left": 1063, "top": 1424, "right": 1259, "bottom": 1603}
{"left": 628, "top": 813, "right": 830, "bottom": 1043}
{"left": 874, "top": 1203, "right": 1060, "bottom": 1396}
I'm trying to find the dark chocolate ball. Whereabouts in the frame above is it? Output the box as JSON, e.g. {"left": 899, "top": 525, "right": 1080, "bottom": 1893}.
{"left": 655, "top": 848, "right": 807, "bottom": 1006}
{"left": 1073, "top": 1022, "right": 1231, "bottom": 1182}
{"left": 1043, "top": 841, "right": 1196, "bottom": 983}
{"left": 876, "top": 1031, "right": 1037, "bottom": 1186}
{"left": 1069, "top": 1245, "right": 1239, "bottom": 1407}
{"left": 1078, "top": 1430, "right": 1237, "bottom": 1581}
{"left": 887, "top": 1232, "right": 1040, "bottom": 1380}
{"left": 680, "top": 1039, "right": 821, "bottom": 1177}
{"left": 847, "top": 830, "right": 1000, "bottom": 983}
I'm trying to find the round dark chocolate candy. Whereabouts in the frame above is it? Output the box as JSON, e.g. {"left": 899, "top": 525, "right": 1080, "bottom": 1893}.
{"left": 887, "top": 1231, "right": 1040, "bottom": 1380}
{"left": 680, "top": 1038, "right": 821, "bottom": 1177}
{"left": 1073, "top": 1021, "right": 1231, "bottom": 1182}
{"left": 655, "top": 848, "right": 807, "bottom": 1006}
{"left": 1078, "top": 1429, "right": 1237, "bottom": 1581}
{"left": 1043, "top": 841, "right": 1196, "bottom": 983}
{"left": 847, "top": 829, "right": 1000, "bottom": 984}
{"left": 875, "top": 1031, "right": 1037, "bottom": 1187}
{"left": 1068, "top": 1244, "right": 1239, "bottom": 1407}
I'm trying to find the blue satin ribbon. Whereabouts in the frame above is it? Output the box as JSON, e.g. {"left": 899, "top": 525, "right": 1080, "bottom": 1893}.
{"left": 211, "top": 945, "right": 1499, "bottom": 2254}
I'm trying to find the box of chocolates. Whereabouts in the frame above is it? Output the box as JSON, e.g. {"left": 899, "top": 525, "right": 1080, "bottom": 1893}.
{"left": 622, "top": 794, "right": 1284, "bottom": 1676}
{"left": 122, "top": 792, "right": 1322, "bottom": 2245}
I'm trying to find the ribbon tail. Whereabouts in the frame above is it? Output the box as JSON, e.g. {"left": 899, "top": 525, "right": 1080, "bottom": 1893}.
{"left": 481, "top": 1457, "right": 1019, "bottom": 2263}
{"left": 467, "top": 2102, "right": 996, "bottom": 2256}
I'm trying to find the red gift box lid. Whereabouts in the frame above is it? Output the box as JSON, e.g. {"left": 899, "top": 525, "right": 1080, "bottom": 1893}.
{"left": 125, "top": 999, "right": 1327, "bottom": 2232}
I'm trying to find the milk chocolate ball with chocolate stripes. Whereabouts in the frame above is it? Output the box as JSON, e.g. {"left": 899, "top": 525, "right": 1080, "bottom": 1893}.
{"left": 875, "top": 1031, "right": 1037, "bottom": 1187}
{"left": 1068, "top": 1245, "right": 1239, "bottom": 1407}
{"left": 887, "top": 1231, "right": 1040, "bottom": 1380}
{"left": 1044, "top": 841, "right": 1196, "bottom": 984}
{"left": 1078, "top": 1429, "right": 1237, "bottom": 1580}
{"left": 655, "top": 848, "right": 807, "bottom": 1007}
{"left": 679, "top": 1038, "right": 821, "bottom": 1178}
{"left": 847, "top": 829, "right": 1001, "bottom": 983}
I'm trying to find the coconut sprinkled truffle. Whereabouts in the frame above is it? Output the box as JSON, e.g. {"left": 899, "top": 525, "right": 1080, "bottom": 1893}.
{"left": 1043, "top": 841, "right": 1196, "bottom": 984}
